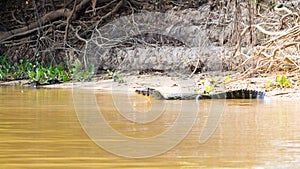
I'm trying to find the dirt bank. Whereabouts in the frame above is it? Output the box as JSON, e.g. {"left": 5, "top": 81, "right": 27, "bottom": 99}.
{"left": 1, "top": 72, "right": 300, "bottom": 99}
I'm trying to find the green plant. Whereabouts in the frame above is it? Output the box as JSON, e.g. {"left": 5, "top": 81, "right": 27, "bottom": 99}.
{"left": 28, "top": 67, "right": 48, "bottom": 84}
{"left": 103, "top": 69, "right": 124, "bottom": 83}
{"left": 0, "top": 54, "right": 70, "bottom": 85}
{"left": 265, "top": 80, "right": 276, "bottom": 91}
{"left": 12, "top": 59, "right": 33, "bottom": 79}
{"left": 198, "top": 75, "right": 231, "bottom": 94}
{"left": 199, "top": 80, "right": 205, "bottom": 86}
{"left": 28, "top": 62, "right": 70, "bottom": 84}
{"left": 265, "top": 80, "right": 271, "bottom": 91}
{"left": 276, "top": 75, "right": 290, "bottom": 88}
{"left": 225, "top": 75, "right": 230, "bottom": 82}
{"left": 0, "top": 55, "right": 37, "bottom": 80}
{"left": 197, "top": 80, "right": 214, "bottom": 94}
{"left": 0, "top": 55, "right": 12, "bottom": 80}
{"left": 69, "top": 59, "right": 94, "bottom": 81}
{"left": 47, "top": 65, "right": 69, "bottom": 82}
{"left": 205, "top": 85, "right": 214, "bottom": 94}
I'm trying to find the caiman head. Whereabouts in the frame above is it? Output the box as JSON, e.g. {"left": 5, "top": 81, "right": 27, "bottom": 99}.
{"left": 135, "top": 88, "right": 165, "bottom": 100}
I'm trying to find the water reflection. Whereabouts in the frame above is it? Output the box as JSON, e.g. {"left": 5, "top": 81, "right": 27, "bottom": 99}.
{"left": 0, "top": 86, "right": 299, "bottom": 168}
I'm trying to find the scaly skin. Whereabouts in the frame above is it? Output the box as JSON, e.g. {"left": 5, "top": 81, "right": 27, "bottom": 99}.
{"left": 135, "top": 88, "right": 266, "bottom": 100}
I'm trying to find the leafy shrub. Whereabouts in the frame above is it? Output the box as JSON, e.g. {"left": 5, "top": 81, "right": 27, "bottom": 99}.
{"left": 0, "top": 54, "right": 70, "bottom": 84}
{"left": 68, "top": 59, "right": 94, "bottom": 81}
{"left": 276, "top": 75, "right": 290, "bottom": 88}
{"left": 103, "top": 69, "right": 124, "bottom": 83}
{"left": 28, "top": 64, "right": 69, "bottom": 84}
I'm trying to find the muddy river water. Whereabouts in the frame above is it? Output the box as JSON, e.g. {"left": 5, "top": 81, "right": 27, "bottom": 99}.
{"left": 0, "top": 86, "right": 299, "bottom": 168}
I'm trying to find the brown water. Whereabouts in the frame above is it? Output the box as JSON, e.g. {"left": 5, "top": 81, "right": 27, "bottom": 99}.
{"left": 0, "top": 86, "right": 300, "bottom": 168}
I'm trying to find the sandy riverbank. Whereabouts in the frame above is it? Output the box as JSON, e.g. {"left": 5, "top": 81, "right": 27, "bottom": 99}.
{"left": 1, "top": 73, "right": 300, "bottom": 99}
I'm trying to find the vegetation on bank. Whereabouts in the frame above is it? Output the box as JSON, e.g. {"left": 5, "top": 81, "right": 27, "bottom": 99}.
{"left": 0, "top": 54, "right": 126, "bottom": 86}
{"left": 0, "top": 55, "right": 95, "bottom": 85}
{"left": 197, "top": 74, "right": 291, "bottom": 94}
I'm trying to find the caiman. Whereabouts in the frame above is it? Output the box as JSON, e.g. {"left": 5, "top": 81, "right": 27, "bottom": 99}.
{"left": 135, "top": 88, "right": 266, "bottom": 100}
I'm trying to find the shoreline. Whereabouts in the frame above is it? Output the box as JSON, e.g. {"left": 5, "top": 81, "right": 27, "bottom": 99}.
{"left": 1, "top": 73, "right": 300, "bottom": 99}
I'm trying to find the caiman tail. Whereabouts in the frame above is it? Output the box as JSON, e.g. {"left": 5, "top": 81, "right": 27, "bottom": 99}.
{"left": 135, "top": 88, "right": 266, "bottom": 100}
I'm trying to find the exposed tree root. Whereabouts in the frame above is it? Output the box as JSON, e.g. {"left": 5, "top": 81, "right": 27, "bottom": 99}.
{"left": 228, "top": 2, "right": 300, "bottom": 86}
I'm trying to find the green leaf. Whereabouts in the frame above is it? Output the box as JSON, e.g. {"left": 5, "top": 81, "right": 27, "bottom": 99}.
{"left": 62, "top": 74, "right": 69, "bottom": 82}
{"left": 265, "top": 80, "right": 270, "bottom": 87}
{"left": 225, "top": 75, "right": 230, "bottom": 82}
{"left": 28, "top": 71, "right": 35, "bottom": 79}
{"left": 56, "top": 65, "right": 63, "bottom": 71}
{"left": 205, "top": 85, "right": 214, "bottom": 93}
